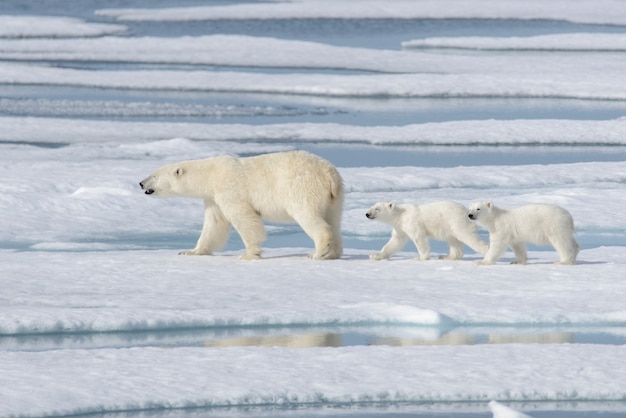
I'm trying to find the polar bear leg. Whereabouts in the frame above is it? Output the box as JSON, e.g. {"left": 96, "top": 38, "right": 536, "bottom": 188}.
{"left": 327, "top": 203, "right": 344, "bottom": 258}
{"left": 180, "top": 202, "right": 231, "bottom": 255}
{"left": 457, "top": 230, "right": 489, "bottom": 256}
{"left": 477, "top": 237, "right": 507, "bottom": 265}
{"left": 228, "top": 206, "right": 266, "bottom": 260}
{"left": 551, "top": 236, "right": 579, "bottom": 265}
{"left": 309, "top": 222, "right": 334, "bottom": 260}
{"left": 370, "top": 229, "right": 408, "bottom": 260}
{"left": 294, "top": 214, "right": 340, "bottom": 260}
{"left": 412, "top": 235, "right": 431, "bottom": 261}
{"left": 330, "top": 224, "right": 343, "bottom": 259}
{"left": 440, "top": 238, "right": 463, "bottom": 260}
{"left": 509, "top": 242, "right": 528, "bottom": 264}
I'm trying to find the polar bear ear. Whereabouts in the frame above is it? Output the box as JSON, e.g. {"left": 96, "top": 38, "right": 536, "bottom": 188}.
{"left": 388, "top": 202, "right": 395, "bottom": 210}
{"left": 486, "top": 201, "right": 493, "bottom": 209}
{"left": 174, "top": 167, "right": 184, "bottom": 177}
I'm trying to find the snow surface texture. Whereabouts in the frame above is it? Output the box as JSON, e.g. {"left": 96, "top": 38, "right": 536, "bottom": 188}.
{"left": 489, "top": 401, "right": 533, "bottom": 418}
{"left": 0, "top": 16, "right": 126, "bottom": 38}
{"left": 96, "top": 0, "right": 626, "bottom": 25}
{"left": 403, "top": 33, "right": 626, "bottom": 51}
{"left": 0, "top": 32, "right": 625, "bottom": 99}
{"left": 1, "top": 1, "right": 626, "bottom": 418}
{"left": 3, "top": 117, "right": 626, "bottom": 146}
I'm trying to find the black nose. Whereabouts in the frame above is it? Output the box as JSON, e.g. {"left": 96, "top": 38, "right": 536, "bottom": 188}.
{"left": 139, "top": 181, "right": 144, "bottom": 189}
{"left": 366, "top": 213, "right": 372, "bottom": 219}
{"left": 468, "top": 214, "right": 475, "bottom": 220}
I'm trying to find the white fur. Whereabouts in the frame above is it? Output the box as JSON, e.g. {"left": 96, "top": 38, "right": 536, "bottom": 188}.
{"left": 366, "top": 201, "right": 488, "bottom": 261}
{"left": 468, "top": 200, "right": 579, "bottom": 265}
{"left": 140, "top": 150, "right": 343, "bottom": 260}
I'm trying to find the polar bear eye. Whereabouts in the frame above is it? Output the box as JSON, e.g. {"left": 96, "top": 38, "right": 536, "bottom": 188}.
{"left": 175, "top": 168, "right": 183, "bottom": 176}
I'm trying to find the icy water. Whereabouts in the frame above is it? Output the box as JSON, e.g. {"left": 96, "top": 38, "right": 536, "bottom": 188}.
{"left": 2, "top": 1, "right": 626, "bottom": 418}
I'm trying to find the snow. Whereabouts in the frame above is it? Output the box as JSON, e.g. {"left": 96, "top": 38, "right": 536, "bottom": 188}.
{"left": 2, "top": 343, "right": 626, "bottom": 417}
{"left": 2, "top": 1, "right": 626, "bottom": 417}
{"left": 1, "top": 34, "right": 623, "bottom": 74}
{"left": 403, "top": 33, "right": 626, "bottom": 51}
{"left": 0, "top": 16, "right": 127, "bottom": 38}
{"left": 2, "top": 247, "right": 626, "bottom": 335}
{"left": 2, "top": 249, "right": 626, "bottom": 416}
{"left": 0, "top": 33, "right": 624, "bottom": 99}
{"left": 1, "top": 60, "right": 624, "bottom": 100}
{"left": 96, "top": 0, "right": 626, "bottom": 25}
{"left": 489, "top": 401, "right": 534, "bottom": 418}
{"left": 3, "top": 117, "right": 626, "bottom": 145}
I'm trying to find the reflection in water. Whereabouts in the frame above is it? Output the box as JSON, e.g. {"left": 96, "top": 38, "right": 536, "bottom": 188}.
{"left": 487, "top": 333, "right": 574, "bottom": 345}
{"left": 202, "top": 330, "right": 574, "bottom": 349}
{"left": 204, "top": 333, "right": 343, "bottom": 348}
{"left": 2, "top": 325, "right": 622, "bottom": 352}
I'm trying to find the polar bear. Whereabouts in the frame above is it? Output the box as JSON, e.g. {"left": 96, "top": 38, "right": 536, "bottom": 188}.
{"left": 365, "top": 201, "right": 488, "bottom": 261}
{"left": 139, "top": 150, "right": 343, "bottom": 260}
{"left": 468, "top": 201, "right": 579, "bottom": 265}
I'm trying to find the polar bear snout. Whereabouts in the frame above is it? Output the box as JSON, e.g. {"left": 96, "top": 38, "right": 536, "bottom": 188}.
{"left": 366, "top": 208, "right": 379, "bottom": 219}
{"left": 139, "top": 177, "right": 155, "bottom": 195}
{"left": 468, "top": 213, "right": 476, "bottom": 220}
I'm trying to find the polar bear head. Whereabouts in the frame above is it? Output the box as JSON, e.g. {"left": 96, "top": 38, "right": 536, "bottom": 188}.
{"left": 365, "top": 201, "right": 398, "bottom": 222}
{"left": 139, "top": 161, "right": 200, "bottom": 198}
{"left": 468, "top": 200, "right": 494, "bottom": 222}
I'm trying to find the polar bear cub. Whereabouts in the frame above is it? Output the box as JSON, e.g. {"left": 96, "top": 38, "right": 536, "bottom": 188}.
{"left": 139, "top": 150, "right": 343, "bottom": 260}
{"left": 468, "top": 201, "right": 579, "bottom": 265}
{"left": 366, "top": 201, "right": 488, "bottom": 261}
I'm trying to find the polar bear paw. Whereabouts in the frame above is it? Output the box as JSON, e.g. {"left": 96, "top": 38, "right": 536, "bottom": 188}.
{"left": 369, "top": 252, "right": 388, "bottom": 260}
{"left": 308, "top": 245, "right": 341, "bottom": 260}
{"left": 240, "top": 252, "right": 262, "bottom": 260}
{"left": 308, "top": 252, "right": 335, "bottom": 260}
{"left": 179, "top": 249, "right": 212, "bottom": 256}
{"left": 439, "top": 254, "right": 462, "bottom": 260}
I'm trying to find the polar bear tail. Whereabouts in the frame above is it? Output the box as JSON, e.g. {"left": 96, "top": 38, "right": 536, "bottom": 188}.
{"left": 328, "top": 171, "right": 343, "bottom": 201}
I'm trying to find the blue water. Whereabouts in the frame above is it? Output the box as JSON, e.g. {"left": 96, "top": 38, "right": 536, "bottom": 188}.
{"left": 2, "top": 1, "right": 626, "bottom": 417}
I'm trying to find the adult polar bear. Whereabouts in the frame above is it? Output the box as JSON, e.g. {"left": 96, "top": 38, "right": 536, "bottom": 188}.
{"left": 468, "top": 201, "right": 579, "bottom": 265}
{"left": 366, "top": 201, "right": 488, "bottom": 261}
{"left": 139, "top": 151, "right": 343, "bottom": 260}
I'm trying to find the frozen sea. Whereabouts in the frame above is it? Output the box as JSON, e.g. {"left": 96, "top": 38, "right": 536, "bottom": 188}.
{"left": 1, "top": 1, "right": 626, "bottom": 418}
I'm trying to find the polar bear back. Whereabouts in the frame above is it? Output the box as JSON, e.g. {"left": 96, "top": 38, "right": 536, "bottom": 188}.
{"left": 401, "top": 201, "right": 476, "bottom": 240}
{"left": 496, "top": 204, "right": 575, "bottom": 245}
{"left": 238, "top": 151, "right": 343, "bottom": 222}
{"left": 241, "top": 151, "right": 341, "bottom": 199}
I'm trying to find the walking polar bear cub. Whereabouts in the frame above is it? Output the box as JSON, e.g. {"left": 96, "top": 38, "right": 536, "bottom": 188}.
{"left": 139, "top": 150, "right": 343, "bottom": 260}
{"left": 468, "top": 201, "right": 579, "bottom": 265}
{"left": 366, "top": 201, "right": 488, "bottom": 261}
